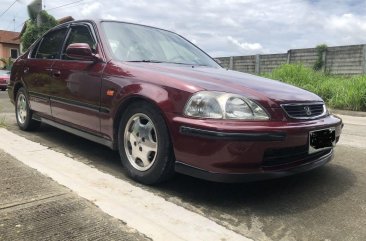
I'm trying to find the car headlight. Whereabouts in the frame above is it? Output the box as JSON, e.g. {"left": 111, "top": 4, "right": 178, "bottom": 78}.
{"left": 184, "top": 91, "right": 270, "bottom": 120}
{"left": 324, "top": 104, "right": 330, "bottom": 115}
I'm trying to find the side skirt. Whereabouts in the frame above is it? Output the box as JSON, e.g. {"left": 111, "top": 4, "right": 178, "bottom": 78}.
{"left": 37, "top": 117, "right": 116, "bottom": 150}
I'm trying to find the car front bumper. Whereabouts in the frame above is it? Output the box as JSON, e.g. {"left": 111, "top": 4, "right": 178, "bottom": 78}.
{"left": 175, "top": 149, "right": 333, "bottom": 182}
{"left": 167, "top": 113, "right": 343, "bottom": 182}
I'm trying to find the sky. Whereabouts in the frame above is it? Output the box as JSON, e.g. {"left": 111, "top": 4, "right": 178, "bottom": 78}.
{"left": 1, "top": 0, "right": 366, "bottom": 57}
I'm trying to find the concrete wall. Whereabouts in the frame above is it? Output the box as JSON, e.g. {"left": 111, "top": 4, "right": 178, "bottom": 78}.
{"left": 325, "top": 45, "right": 364, "bottom": 75}
{"left": 232, "top": 55, "right": 256, "bottom": 73}
{"left": 217, "top": 44, "right": 366, "bottom": 75}
{"left": 259, "top": 53, "right": 288, "bottom": 73}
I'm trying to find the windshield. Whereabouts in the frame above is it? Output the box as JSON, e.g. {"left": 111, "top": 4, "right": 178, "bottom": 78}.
{"left": 101, "top": 21, "right": 220, "bottom": 67}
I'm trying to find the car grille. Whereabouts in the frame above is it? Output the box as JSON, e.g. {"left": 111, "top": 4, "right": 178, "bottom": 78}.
{"left": 262, "top": 145, "right": 332, "bottom": 168}
{"left": 282, "top": 103, "right": 325, "bottom": 119}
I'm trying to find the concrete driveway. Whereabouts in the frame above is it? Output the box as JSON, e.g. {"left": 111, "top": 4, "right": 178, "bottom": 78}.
{"left": 1, "top": 91, "right": 365, "bottom": 241}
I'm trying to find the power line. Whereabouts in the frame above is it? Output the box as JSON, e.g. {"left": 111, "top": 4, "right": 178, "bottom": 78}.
{"left": 9, "top": 0, "right": 92, "bottom": 32}
{"left": 47, "top": 0, "right": 84, "bottom": 11}
{"left": 10, "top": 0, "right": 86, "bottom": 31}
{"left": 6, "top": 8, "right": 22, "bottom": 31}
{"left": 58, "top": 1, "right": 87, "bottom": 11}
{"left": 0, "top": 0, "right": 17, "bottom": 19}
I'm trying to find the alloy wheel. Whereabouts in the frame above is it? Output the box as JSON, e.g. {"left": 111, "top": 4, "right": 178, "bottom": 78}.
{"left": 17, "top": 93, "right": 27, "bottom": 125}
{"left": 124, "top": 113, "right": 158, "bottom": 171}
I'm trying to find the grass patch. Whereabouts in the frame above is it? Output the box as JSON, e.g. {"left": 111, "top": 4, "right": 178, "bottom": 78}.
{"left": 0, "top": 117, "right": 5, "bottom": 127}
{"left": 262, "top": 64, "right": 366, "bottom": 111}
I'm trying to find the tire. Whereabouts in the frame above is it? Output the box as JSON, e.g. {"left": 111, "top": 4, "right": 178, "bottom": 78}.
{"left": 15, "top": 87, "right": 41, "bottom": 131}
{"left": 118, "top": 101, "right": 175, "bottom": 185}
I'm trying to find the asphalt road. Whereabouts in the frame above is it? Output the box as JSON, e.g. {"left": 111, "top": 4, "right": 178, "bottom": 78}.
{"left": 1, "top": 90, "right": 366, "bottom": 241}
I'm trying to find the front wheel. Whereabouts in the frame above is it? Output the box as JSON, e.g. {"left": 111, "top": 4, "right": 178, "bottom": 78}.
{"left": 15, "top": 88, "right": 40, "bottom": 131}
{"left": 118, "top": 101, "right": 175, "bottom": 185}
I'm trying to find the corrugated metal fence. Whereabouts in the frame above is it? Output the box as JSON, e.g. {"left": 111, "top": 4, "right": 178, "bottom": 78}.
{"left": 217, "top": 44, "right": 366, "bottom": 75}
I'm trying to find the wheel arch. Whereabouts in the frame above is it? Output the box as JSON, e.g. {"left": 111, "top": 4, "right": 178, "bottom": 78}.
{"left": 13, "top": 82, "right": 24, "bottom": 101}
{"left": 113, "top": 91, "right": 177, "bottom": 184}
{"left": 112, "top": 94, "right": 174, "bottom": 149}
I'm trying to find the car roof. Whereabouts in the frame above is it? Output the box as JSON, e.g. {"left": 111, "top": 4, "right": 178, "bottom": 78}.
{"left": 56, "top": 19, "right": 178, "bottom": 36}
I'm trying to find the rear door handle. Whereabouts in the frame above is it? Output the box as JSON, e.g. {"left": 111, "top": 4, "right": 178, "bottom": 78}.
{"left": 23, "top": 67, "right": 29, "bottom": 74}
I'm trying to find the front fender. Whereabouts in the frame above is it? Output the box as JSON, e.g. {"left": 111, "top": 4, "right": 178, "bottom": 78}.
{"left": 100, "top": 78, "right": 192, "bottom": 147}
{"left": 118, "top": 83, "right": 173, "bottom": 112}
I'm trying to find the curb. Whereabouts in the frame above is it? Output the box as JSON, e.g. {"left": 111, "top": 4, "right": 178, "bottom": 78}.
{"left": 330, "top": 109, "right": 366, "bottom": 117}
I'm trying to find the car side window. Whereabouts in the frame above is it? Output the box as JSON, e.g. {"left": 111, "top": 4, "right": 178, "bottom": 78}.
{"left": 36, "top": 28, "right": 68, "bottom": 59}
{"left": 62, "top": 25, "right": 96, "bottom": 60}
{"left": 30, "top": 40, "right": 41, "bottom": 58}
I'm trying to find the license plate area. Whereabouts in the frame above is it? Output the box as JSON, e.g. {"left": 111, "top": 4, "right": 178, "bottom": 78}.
{"left": 309, "top": 128, "right": 336, "bottom": 154}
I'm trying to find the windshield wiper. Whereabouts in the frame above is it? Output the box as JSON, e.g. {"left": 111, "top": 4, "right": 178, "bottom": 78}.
{"left": 126, "top": 60, "right": 163, "bottom": 63}
{"left": 126, "top": 60, "right": 211, "bottom": 67}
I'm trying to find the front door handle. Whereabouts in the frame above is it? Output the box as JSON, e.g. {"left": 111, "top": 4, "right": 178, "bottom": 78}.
{"left": 52, "top": 70, "right": 61, "bottom": 77}
{"left": 23, "top": 67, "right": 29, "bottom": 74}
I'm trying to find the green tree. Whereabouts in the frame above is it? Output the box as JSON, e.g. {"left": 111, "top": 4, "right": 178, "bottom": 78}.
{"left": 0, "top": 57, "right": 14, "bottom": 70}
{"left": 21, "top": 10, "right": 57, "bottom": 51}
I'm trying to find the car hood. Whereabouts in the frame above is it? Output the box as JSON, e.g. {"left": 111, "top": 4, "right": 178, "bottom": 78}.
{"left": 123, "top": 62, "right": 323, "bottom": 108}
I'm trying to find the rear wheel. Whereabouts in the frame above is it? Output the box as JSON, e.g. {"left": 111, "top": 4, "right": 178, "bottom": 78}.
{"left": 118, "top": 101, "right": 175, "bottom": 185}
{"left": 15, "top": 88, "right": 40, "bottom": 131}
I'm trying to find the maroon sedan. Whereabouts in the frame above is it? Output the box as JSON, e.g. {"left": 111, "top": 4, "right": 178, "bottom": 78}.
{"left": 0, "top": 70, "right": 10, "bottom": 91}
{"left": 8, "top": 20, "right": 342, "bottom": 184}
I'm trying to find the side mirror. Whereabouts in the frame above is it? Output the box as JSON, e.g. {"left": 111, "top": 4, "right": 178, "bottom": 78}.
{"left": 66, "top": 43, "right": 97, "bottom": 61}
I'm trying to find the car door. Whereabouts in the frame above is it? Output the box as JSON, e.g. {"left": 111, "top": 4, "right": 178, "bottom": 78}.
{"left": 24, "top": 27, "right": 68, "bottom": 117}
{"left": 49, "top": 23, "right": 104, "bottom": 134}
